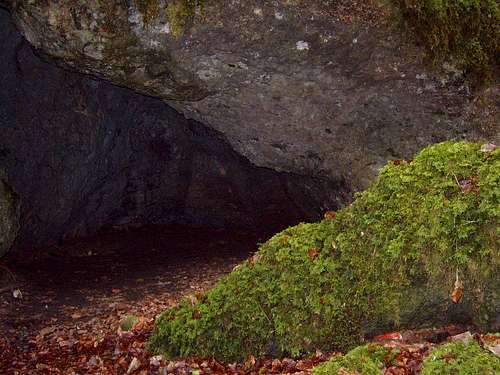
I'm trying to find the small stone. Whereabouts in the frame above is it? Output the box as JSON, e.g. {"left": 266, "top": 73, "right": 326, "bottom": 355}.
{"left": 149, "top": 355, "right": 163, "bottom": 367}
{"left": 296, "top": 41, "right": 309, "bottom": 50}
{"left": 12, "top": 289, "right": 22, "bottom": 299}
{"left": 480, "top": 143, "right": 497, "bottom": 152}
{"left": 450, "top": 331, "right": 473, "bottom": 344}
{"left": 253, "top": 8, "right": 263, "bottom": 16}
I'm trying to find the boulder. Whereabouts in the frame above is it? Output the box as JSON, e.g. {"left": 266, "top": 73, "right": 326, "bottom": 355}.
{"left": 149, "top": 141, "right": 500, "bottom": 361}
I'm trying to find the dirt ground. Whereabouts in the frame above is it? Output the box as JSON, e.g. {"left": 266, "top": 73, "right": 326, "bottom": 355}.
{"left": 0, "top": 225, "right": 265, "bottom": 374}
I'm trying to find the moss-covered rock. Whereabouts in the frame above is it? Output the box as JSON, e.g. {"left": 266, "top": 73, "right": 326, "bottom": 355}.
{"left": 312, "top": 344, "right": 397, "bottom": 375}
{"left": 393, "top": 0, "right": 499, "bottom": 84}
{"left": 0, "top": 172, "right": 20, "bottom": 257}
{"left": 149, "top": 141, "right": 499, "bottom": 361}
{"left": 421, "top": 340, "right": 500, "bottom": 374}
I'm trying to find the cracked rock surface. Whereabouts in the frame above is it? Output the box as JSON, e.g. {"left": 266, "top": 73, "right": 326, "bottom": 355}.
{"left": 2, "top": 0, "right": 495, "bottom": 190}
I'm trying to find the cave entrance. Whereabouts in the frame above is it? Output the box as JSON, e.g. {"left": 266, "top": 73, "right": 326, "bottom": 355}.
{"left": 0, "top": 7, "right": 350, "bottom": 358}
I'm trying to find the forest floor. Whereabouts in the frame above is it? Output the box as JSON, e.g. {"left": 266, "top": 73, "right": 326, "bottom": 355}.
{"left": 0, "top": 226, "right": 496, "bottom": 374}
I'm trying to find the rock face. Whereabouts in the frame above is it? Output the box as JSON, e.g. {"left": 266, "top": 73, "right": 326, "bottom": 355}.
{"left": 2, "top": 0, "right": 495, "bottom": 190}
{"left": 0, "top": 8, "right": 347, "bottom": 251}
{"left": 0, "top": 172, "right": 19, "bottom": 257}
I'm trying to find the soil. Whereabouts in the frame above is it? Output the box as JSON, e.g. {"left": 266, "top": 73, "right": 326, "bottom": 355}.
{"left": 0, "top": 225, "right": 266, "bottom": 374}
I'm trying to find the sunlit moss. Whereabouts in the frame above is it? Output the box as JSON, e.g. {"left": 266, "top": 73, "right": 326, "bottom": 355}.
{"left": 421, "top": 340, "right": 500, "bottom": 374}
{"left": 313, "top": 344, "right": 398, "bottom": 375}
{"left": 149, "top": 142, "right": 499, "bottom": 361}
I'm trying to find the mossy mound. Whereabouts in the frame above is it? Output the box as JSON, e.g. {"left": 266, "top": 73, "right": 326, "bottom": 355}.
{"left": 0, "top": 172, "right": 19, "bottom": 257}
{"left": 421, "top": 340, "right": 500, "bottom": 374}
{"left": 149, "top": 141, "right": 499, "bottom": 361}
{"left": 312, "top": 344, "right": 397, "bottom": 375}
{"left": 392, "top": 0, "right": 499, "bottom": 84}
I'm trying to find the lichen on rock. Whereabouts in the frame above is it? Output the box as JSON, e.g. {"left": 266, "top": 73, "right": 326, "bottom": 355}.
{"left": 133, "top": 0, "right": 204, "bottom": 36}
{"left": 0, "top": 171, "right": 20, "bottom": 257}
{"left": 148, "top": 141, "right": 499, "bottom": 361}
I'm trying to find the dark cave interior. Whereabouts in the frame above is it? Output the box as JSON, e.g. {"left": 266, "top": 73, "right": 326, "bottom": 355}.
{"left": 0, "top": 8, "right": 349, "bottom": 255}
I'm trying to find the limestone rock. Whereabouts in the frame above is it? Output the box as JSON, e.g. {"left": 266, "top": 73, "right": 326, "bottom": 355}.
{"left": 2, "top": 0, "right": 495, "bottom": 190}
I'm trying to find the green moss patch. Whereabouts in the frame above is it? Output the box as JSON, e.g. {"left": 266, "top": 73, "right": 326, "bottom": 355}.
{"left": 167, "top": 0, "right": 205, "bottom": 37}
{"left": 421, "top": 340, "right": 500, "bottom": 374}
{"left": 312, "top": 344, "right": 397, "bottom": 375}
{"left": 149, "top": 141, "right": 499, "bottom": 361}
{"left": 392, "top": 0, "right": 499, "bottom": 84}
{"left": 120, "top": 315, "right": 138, "bottom": 332}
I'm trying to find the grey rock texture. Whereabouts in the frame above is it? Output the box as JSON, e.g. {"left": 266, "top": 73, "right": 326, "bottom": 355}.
{"left": 2, "top": 0, "right": 496, "bottom": 190}
{"left": 0, "top": 8, "right": 347, "bottom": 252}
{"left": 0, "top": 172, "right": 19, "bottom": 257}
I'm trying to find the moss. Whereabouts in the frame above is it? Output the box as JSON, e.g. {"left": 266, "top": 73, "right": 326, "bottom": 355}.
{"left": 167, "top": 0, "right": 205, "bottom": 37}
{"left": 312, "top": 344, "right": 397, "bottom": 375}
{"left": 421, "top": 340, "right": 500, "bottom": 374}
{"left": 134, "top": 0, "right": 161, "bottom": 26}
{"left": 392, "top": 0, "right": 499, "bottom": 85}
{"left": 149, "top": 141, "right": 499, "bottom": 361}
{"left": 134, "top": 0, "right": 204, "bottom": 35}
{"left": 120, "top": 315, "right": 138, "bottom": 331}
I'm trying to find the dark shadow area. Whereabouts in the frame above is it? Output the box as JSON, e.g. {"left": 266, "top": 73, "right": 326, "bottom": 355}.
{"left": 0, "top": 8, "right": 350, "bottom": 253}
{"left": 0, "top": 225, "right": 262, "bottom": 339}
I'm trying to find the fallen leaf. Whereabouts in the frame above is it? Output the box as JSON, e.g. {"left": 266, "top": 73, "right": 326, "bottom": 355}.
{"left": 39, "top": 326, "right": 57, "bottom": 337}
{"left": 324, "top": 211, "right": 337, "bottom": 220}
{"left": 374, "top": 332, "right": 403, "bottom": 341}
{"left": 192, "top": 309, "right": 201, "bottom": 320}
{"left": 308, "top": 247, "right": 319, "bottom": 260}
{"left": 127, "top": 357, "right": 141, "bottom": 374}
{"left": 451, "top": 278, "right": 463, "bottom": 303}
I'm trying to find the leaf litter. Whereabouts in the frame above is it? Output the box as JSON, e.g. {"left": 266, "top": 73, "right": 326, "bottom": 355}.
{"left": 0, "top": 225, "right": 497, "bottom": 374}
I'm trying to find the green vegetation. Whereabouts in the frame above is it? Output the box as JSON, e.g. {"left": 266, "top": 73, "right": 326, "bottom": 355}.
{"left": 134, "top": 0, "right": 205, "bottom": 35}
{"left": 313, "top": 344, "right": 397, "bottom": 375}
{"left": 120, "top": 315, "right": 138, "bottom": 331}
{"left": 421, "top": 340, "right": 500, "bottom": 374}
{"left": 149, "top": 141, "right": 499, "bottom": 361}
{"left": 167, "top": 0, "right": 205, "bottom": 37}
{"left": 392, "top": 0, "right": 499, "bottom": 84}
